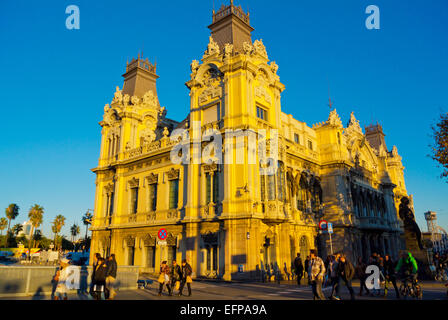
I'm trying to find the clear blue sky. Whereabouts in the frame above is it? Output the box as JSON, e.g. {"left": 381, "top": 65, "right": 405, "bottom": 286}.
{"left": 0, "top": 0, "right": 447, "bottom": 238}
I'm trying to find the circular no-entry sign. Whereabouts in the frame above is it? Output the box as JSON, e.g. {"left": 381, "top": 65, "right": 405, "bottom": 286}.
{"left": 158, "top": 228, "right": 167, "bottom": 240}
{"left": 319, "top": 220, "right": 328, "bottom": 230}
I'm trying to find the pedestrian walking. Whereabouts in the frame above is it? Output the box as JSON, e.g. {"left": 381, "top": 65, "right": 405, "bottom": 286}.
{"left": 308, "top": 249, "right": 326, "bottom": 300}
{"left": 93, "top": 257, "right": 108, "bottom": 300}
{"left": 105, "top": 254, "right": 117, "bottom": 300}
{"left": 383, "top": 254, "right": 400, "bottom": 299}
{"left": 355, "top": 257, "right": 370, "bottom": 296}
{"left": 170, "top": 260, "right": 182, "bottom": 295}
{"left": 336, "top": 254, "right": 355, "bottom": 300}
{"left": 304, "top": 256, "right": 310, "bottom": 279}
{"left": 53, "top": 258, "right": 70, "bottom": 300}
{"left": 178, "top": 259, "right": 193, "bottom": 296}
{"left": 90, "top": 253, "right": 102, "bottom": 298}
{"left": 158, "top": 261, "right": 171, "bottom": 296}
{"left": 328, "top": 254, "right": 340, "bottom": 300}
{"left": 293, "top": 253, "right": 304, "bottom": 286}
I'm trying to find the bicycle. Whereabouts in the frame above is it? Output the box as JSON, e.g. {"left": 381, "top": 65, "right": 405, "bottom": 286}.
{"left": 399, "top": 275, "right": 422, "bottom": 300}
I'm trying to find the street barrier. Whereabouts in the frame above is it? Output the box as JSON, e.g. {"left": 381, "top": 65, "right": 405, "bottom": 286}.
{"left": 0, "top": 265, "right": 140, "bottom": 298}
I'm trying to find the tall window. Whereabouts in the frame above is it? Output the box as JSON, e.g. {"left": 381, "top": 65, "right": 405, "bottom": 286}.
{"left": 146, "top": 246, "right": 155, "bottom": 268}
{"left": 149, "top": 183, "right": 157, "bottom": 211}
{"left": 169, "top": 179, "right": 179, "bottom": 209}
{"left": 130, "top": 187, "right": 139, "bottom": 214}
{"left": 205, "top": 172, "right": 219, "bottom": 204}
{"left": 108, "top": 192, "right": 114, "bottom": 215}
{"left": 307, "top": 140, "right": 313, "bottom": 150}
{"left": 277, "top": 162, "right": 285, "bottom": 201}
{"left": 294, "top": 133, "right": 299, "bottom": 144}
{"left": 256, "top": 106, "right": 267, "bottom": 121}
{"left": 267, "top": 174, "right": 276, "bottom": 201}
{"left": 297, "top": 176, "right": 307, "bottom": 211}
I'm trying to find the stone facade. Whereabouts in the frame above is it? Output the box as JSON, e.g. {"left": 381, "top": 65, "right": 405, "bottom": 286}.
{"left": 90, "top": 2, "right": 408, "bottom": 280}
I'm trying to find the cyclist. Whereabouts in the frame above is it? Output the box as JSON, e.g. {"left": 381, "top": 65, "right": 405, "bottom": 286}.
{"left": 395, "top": 251, "right": 420, "bottom": 297}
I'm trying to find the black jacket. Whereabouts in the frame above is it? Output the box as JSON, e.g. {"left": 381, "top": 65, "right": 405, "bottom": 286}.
{"left": 106, "top": 259, "right": 117, "bottom": 278}
{"left": 171, "top": 264, "right": 182, "bottom": 281}
{"left": 383, "top": 259, "right": 396, "bottom": 277}
{"left": 338, "top": 260, "right": 355, "bottom": 281}
{"left": 294, "top": 257, "right": 304, "bottom": 274}
{"left": 94, "top": 262, "right": 108, "bottom": 283}
{"left": 181, "top": 263, "right": 192, "bottom": 280}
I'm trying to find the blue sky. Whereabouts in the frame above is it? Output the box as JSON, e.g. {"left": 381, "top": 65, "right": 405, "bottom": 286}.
{"left": 0, "top": 0, "right": 447, "bottom": 238}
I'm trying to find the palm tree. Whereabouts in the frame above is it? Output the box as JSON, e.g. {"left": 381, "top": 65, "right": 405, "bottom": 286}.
{"left": 12, "top": 223, "right": 23, "bottom": 236}
{"left": 28, "top": 204, "right": 44, "bottom": 250}
{"left": 51, "top": 215, "right": 65, "bottom": 250}
{"left": 33, "top": 230, "right": 42, "bottom": 248}
{"left": 82, "top": 210, "right": 93, "bottom": 240}
{"left": 70, "top": 224, "right": 80, "bottom": 250}
{"left": 0, "top": 218, "right": 7, "bottom": 236}
{"left": 5, "top": 203, "right": 19, "bottom": 234}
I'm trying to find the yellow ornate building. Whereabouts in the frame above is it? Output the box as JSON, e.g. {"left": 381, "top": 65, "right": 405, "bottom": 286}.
{"left": 90, "top": 2, "right": 408, "bottom": 280}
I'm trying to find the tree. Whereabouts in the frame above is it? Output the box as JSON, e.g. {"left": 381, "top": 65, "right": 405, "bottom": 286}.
{"left": 0, "top": 218, "right": 7, "bottom": 236}
{"left": 70, "top": 224, "right": 80, "bottom": 250}
{"left": 5, "top": 203, "right": 19, "bottom": 234}
{"left": 11, "top": 223, "right": 23, "bottom": 236}
{"left": 51, "top": 215, "right": 66, "bottom": 250}
{"left": 431, "top": 111, "right": 448, "bottom": 181}
{"left": 82, "top": 210, "right": 93, "bottom": 240}
{"left": 28, "top": 204, "right": 44, "bottom": 250}
{"left": 33, "top": 230, "right": 43, "bottom": 248}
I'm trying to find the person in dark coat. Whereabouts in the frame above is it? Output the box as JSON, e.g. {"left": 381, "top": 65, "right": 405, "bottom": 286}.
{"left": 304, "top": 256, "right": 310, "bottom": 279}
{"left": 383, "top": 254, "right": 400, "bottom": 299}
{"left": 355, "top": 257, "right": 370, "bottom": 296}
{"left": 170, "top": 260, "right": 182, "bottom": 296}
{"left": 336, "top": 254, "right": 355, "bottom": 300}
{"left": 105, "top": 254, "right": 118, "bottom": 300}
{"left": 293, "top": 253, "right": 304, "bottom": 286}
{"left": 93, "top": 257, "right": 108, "bottom": 300}
{"left": 90, "top": 253, "right": 102, "bottom": 297}
{"left": 178, "top": 259, "right": 193, "bottom": 296}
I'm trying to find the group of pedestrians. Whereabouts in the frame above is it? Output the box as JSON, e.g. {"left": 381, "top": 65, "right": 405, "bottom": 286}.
{"left": 292, "top": 249, "right": 422, "bottom": 300}
{"left": 91, "top": 253, "right": 118, "bottom": 300}
{"left": 433, "top": 252, "right": 448, "bottom": 280}
{"left": 158, "top": 259, "right": 193, "bottom": 297}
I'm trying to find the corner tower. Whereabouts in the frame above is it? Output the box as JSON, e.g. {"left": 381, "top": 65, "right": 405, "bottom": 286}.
{"left": 208, "top": 0, "right": 254, "bottom": 53}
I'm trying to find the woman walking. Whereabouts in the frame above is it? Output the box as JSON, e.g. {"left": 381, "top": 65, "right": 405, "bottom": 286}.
{"left": 158, "top": 261, "right": 171, "bottom": 296}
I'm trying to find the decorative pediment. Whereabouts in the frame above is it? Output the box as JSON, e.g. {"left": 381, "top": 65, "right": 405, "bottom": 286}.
{"left": 125, "top": 235, "right": 135, "bottom": 247}
{"left": 166, "top": 233, "right": 176, "bottom": 246}
{"left": 328, "top": 109, "right": 343, "bottom": 127}
{"left": 201, "top": 232, "right": 218, "bottom": 244}
{"left": 104, "top": 183, "right": 114, "bottom": 194}
{"left": 166, "top": 168, "right": 180, "bottom": 180}
{"left": 255, "top": 85, "right": 272, "bottom": 104}
{"left": 142, "top": 233, "right": 156, "bottom": 246}
{"left": 128, "top": 177, "right": 139, "bottom": 188}
{"left": 203, "top": 163, "right": 218, "bottom": 173}
{"left": 146, "top": 173, "right": 158, "bottom": 185}
{"left": 199, "top": 86, "right": 222, "bottom": 104}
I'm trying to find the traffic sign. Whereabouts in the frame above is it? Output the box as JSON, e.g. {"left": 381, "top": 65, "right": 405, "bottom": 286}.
{"left": 327, "top": 222, "right": 333, "bottom": 234}
{"left": 319, "top": 220, "right": 328, "bottom": 230}
{"left": 158, "top": 228, "right": 167, "bottom": 240}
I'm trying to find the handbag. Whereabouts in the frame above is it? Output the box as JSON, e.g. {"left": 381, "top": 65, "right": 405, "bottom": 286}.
{"left": 175, "top": 281, "right": 180, "bottom": 290}
{"left": 158, "top": 274, "right": 165, "bottom": 284}
{"left": 186, "top": 276, "right": 192, "bottom": 283}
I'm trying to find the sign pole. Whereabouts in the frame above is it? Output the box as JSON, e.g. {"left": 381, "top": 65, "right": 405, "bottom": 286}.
{"left": 329, "top": 232, "right": 333, "bottom": 255}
